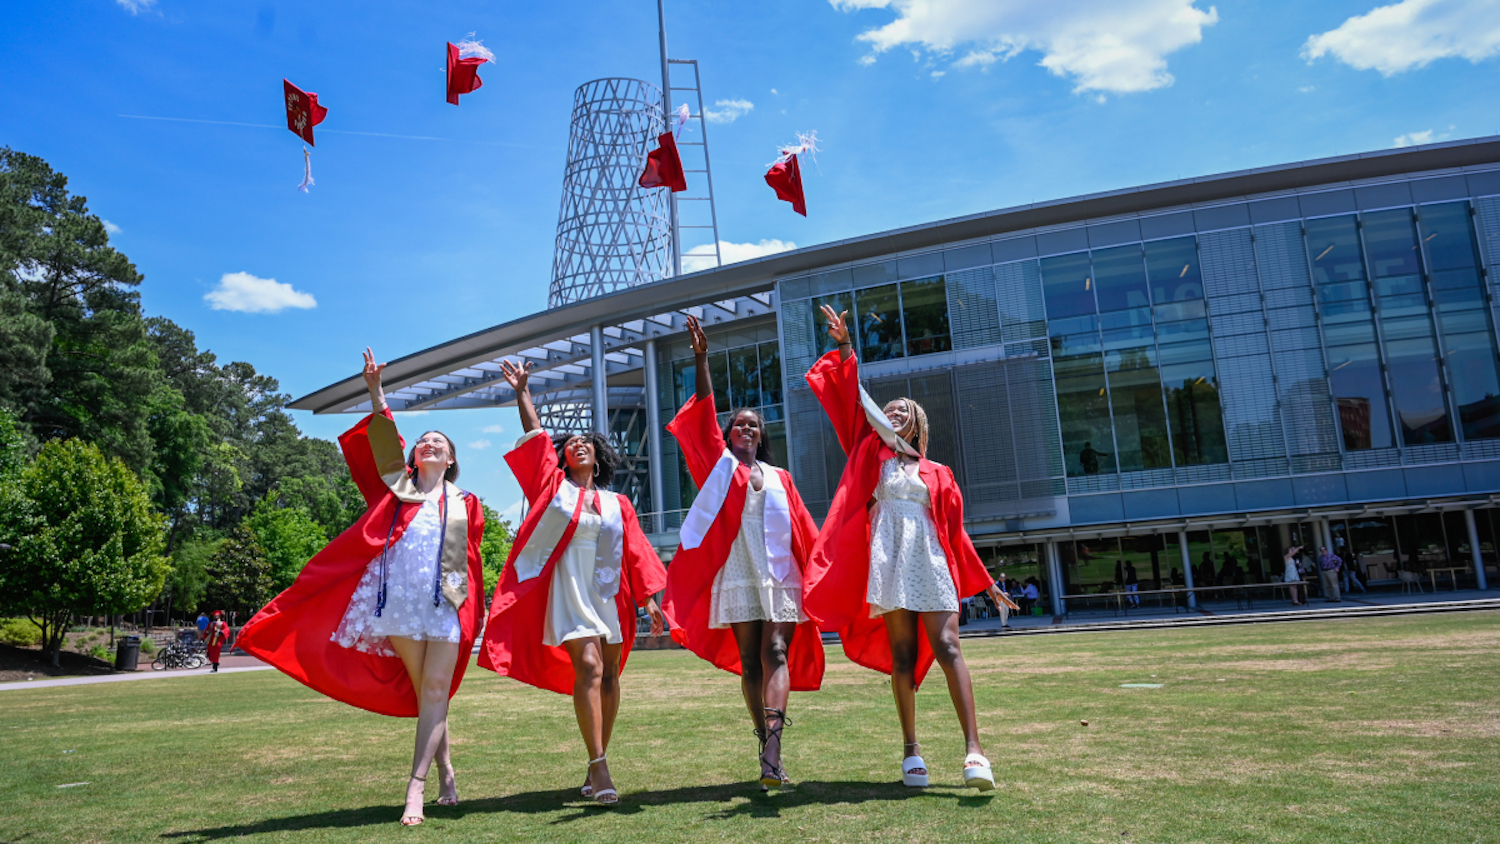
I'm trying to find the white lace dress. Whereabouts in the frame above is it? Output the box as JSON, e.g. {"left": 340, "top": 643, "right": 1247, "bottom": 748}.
{"left": 866, "top": 458, "right": 960, "bottom": 617}
{"left": 333, "top": 497, "right": 462, "bottom": 656}
{"left": 709, "top": 484, "right": 806, "bottom": 627}
{"left": 543, "top": 511, "right": 623, "bottom": 647}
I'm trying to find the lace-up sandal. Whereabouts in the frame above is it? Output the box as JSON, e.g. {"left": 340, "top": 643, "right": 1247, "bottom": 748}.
{"left": 401, "top": 775, "right": 426, "bottom": 826}
{"left": 963, "top": 753, "right": 996, "bottom": 791}
{"left": 759, "top": 708, "right": 793, "bottom": 789}
{"left": 588, "top": 755, "right": 618, "bottom": 806}
{"left": 902, "top": 742, "right": 929, "bottom": 788}
{"left": 753, "top": 727, "right": 769, "bottom": 792}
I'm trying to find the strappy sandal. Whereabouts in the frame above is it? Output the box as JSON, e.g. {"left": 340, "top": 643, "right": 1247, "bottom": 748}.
{"left": 759, "top": 708, "right": 793, "bottom": 790}
{"left": 400, "top": 775, "right": 425, "bottom": 826}
{"left": 963, "top": 752, "right": 996, "bottom": 791}
{"left": 588, "top": 755, "right": 618, "bottom": 806}
{"left": 902, "top": 742, "right": 929, "bottom": 788}
{"left": 435, "top": 762, "right": 459, "bottom": 807}
{"left": 753, "top": 727, "right": 769, "bottom": 792}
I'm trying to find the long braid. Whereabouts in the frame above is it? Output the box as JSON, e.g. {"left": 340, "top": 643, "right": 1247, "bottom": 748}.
{"left": 897, "top": 397, "right": 929, "bottom": 458}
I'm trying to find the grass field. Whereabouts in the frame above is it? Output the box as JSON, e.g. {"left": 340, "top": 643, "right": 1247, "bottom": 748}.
{"left": 4, "top": 612, "right": 1499, "bottom": 843}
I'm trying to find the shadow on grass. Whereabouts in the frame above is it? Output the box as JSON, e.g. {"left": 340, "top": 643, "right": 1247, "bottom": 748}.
{"left": 159, "top": 781, "right": 992, "bottom": 839}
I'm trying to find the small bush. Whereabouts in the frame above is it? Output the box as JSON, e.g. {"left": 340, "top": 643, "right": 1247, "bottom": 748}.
{"left": 89, "top": 644, "right": 110, "bottom": 662}
{"left": 0, "top": 618, "right": 43, "bottom": 647}
{"left": 139, "top": 638, "right": 157, "bottom": 655}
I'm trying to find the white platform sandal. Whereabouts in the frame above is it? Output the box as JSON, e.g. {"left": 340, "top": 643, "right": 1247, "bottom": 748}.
{"left": 963, "top": 753, "right": 996, "bottom": 791}
{"left": 902, "top": 742, "right": 929, "bottom": 788}
{"left": 588, "top": 755, "right": 618, "bottom": 806}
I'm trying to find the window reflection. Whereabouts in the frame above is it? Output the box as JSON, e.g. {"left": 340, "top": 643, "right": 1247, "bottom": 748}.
{"left": 855, "top": 283, "right": 903, "bottom": 362}
{"left": 728, "top": 346, "right": 760, "bottom": 409}
{"left": 1040, "top": 253, "right": 1095, "bottom": 318}
{"left": 1328, "top": 342, "right": 1392, "bottom": 450}
{"left": 1420, "top": 202, "right": 1481, "bottom": 272}
{"left": 1361, "top": 209, "right": 1422, "bottom": 278}
{"left": 1144, "top": 238, "right": 1202, "bottom": 304}
{"left": 1054, "top": 350, "right": 1115, "bottom": 477}
{"left": 758, "top": 343, "right": 783, "bottom": 407}
{"left": 811, "top": 292, "right": 854, "bottom": 358}
{"left": 901, "top": 276, "right": 952, "bottom": 356}
{"left": 707, "top": 350, "right": 730, "bottom": 413}
{"left": 1419, "top": 203, "right": 1500, "bottom": 442}
{"left": 1092, "top": 245, "right": 1150, "bottom": 312}
{"left": 1305, "top": 217, "right": 1365, "bottom": 283}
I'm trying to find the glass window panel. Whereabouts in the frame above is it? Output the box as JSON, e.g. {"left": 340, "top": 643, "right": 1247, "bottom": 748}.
{"left": 763, "top": 419, "right": 788, "bottom": 467}
{"left": 1053, "top": 351, "right": 1104, "bottom": 380}
{"left": 1163, "top": 365, "right": 1228, "bottom": 466}
{"left": 1433, "top": 269, "right": 1486, "bottom": 311}
{"left": 1040, "top": 252, "right": 1096, "bottom": 319}
{"left": 1145, "top": 237, "right": 1202, "bottom": 304}
{"left": 1107, "top": 365, "right": 1172, "bottom": 471}
{"left": 1383, "top": 334, "right": 1452, "bottom": 444}
{"left": 757, "top": 342, "right": 783, "bottom": 407}
{"left": 1305, "top": 216, "right": 1366, "bottom": 284}
{"left": 1055, "top": 357, "right": 1115, "bottom": 477}
{"left": 1048, "top": 313, "right": 1100, "bottom": 338}
{"left": 1323, "top": 318, "right": 1377, "bottom": 346}
{"left": 728, "top": 345, "right": 761, "bottom": 409}
{"left": 1317, "top": 281, "right": 1369, "bottom": 304}
{"left": 707, "top": 351, "right": 731, "bottom": 413}
{"left": 1444, "top": 332, "right": 1500, "bottom": 440}
{"left": 1105, "top": 343, "right": 1157, "bottom": 372}
{"left": 672, "top": 358, "right": 695, "bottom": 409}
{"left": 1153, "top": 300, "right": 1207, "bottom": 324}
{"left": 1321, "top": 298, "right": 1374, "bottom": 322}
{"left": 1102, "top": 327, "right": 1156, "bottom": 354}
{"left": 1050, "top": 331, "right": 1102, "bottom": 358}
{"left": 1070, "top": 538, "right": 1121, "bottom": 594}
{"left": 1155, "top": 317, "right": 1209, "bottom": 342}
{"left": 1092, "top": 245, "right": 1150, "bottom": 312}
{"left": 1349, "top": 516, "right": 1399, "bottom": 579}
{"left": 1437, "top": 308, "right": 1489, "bottom": 335}
{"left": 1328, "top": 342, "right": 1395, "bottom": 450}
{"left": 1418, "top": 201, "right": 1479, "bottom": 271}
{"left": 855, "top": 283, "right": 903, "bottom": 362}
{"left": 900, "top": 276, "right": 952, "bottom": 356}
{"left": 1382, "top": 314, "right": 1438, "bottom": 341}
{"left": 811, "top": 293, "right": 854, "bottom": 358}
{"left": 1157, "top": 338, "right": 1214, "bottom": 367}
{"left": 1374, "top": 275, "right": 1424, "bottom": 299}
{"left": 1361, "top": 208, "right": 1421, "bottom": 278}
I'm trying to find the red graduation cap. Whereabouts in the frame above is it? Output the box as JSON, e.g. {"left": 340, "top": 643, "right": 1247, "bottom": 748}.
{"left": 283, "top": 79, "right": 328, "bottom": 146}
{"left": 446, "top": 41, "right": 489, "bottom": 105}
{"left": 639, "top": 132, "right": 687, "bottom": 192}
{"left": 765, "top": 153, "right": 805, "bottom": 216}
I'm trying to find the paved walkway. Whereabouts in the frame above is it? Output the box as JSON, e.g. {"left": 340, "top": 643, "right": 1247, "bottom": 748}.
{"left": 0, "top": 654, "right": 273, "bottom": 691}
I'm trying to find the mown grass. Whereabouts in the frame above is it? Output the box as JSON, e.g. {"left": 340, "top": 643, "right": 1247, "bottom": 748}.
{"left": 4, "top": 612, "right": 1499, "bottom": 843}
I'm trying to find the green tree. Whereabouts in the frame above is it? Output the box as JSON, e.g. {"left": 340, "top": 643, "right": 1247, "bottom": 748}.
{"left": 0, "top": 438, "right": 169, "bottom": 665}
{"left": 245, "top": 493, "right": 327, "bottom": 591}
{"left": 162, "top": 536, "right": 219, "bottom": 620}
{"left": 203, "top": 524, "right": 272, "bottom": 619}
{"left": 479, "top": 502, "right": 514, "bottom": 595}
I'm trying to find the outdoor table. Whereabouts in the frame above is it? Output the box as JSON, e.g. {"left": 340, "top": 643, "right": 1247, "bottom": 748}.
{"left": 1425, "top": 566, "right": 1469, "bottom": 591}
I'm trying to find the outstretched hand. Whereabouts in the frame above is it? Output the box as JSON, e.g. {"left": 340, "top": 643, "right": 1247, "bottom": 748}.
{"left": 646, "top": 597, "right": 665, "bottom": 637}
{"left": 686, "top": 315, "right": 708, "bottom": 356}
{"left": 362, "top": 347, "right": 386, "bottom": 399}
{"left": 500, "top": 359, "right": 533, "bottom": 393}
{"left": 820, "top": 304, "right": 851, "bottom": 346}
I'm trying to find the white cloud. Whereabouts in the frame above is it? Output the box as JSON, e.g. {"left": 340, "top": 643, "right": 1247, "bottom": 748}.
{"left": 1298, "top": 85, "right": 1317, "bottom": 93}
{"left": 770, "top": 88, "right": 780, "bottom": 95}
{"left": 203, "top": 271, "right": 317, "bottom": 313}
{"left": 394, "top": 409, "right": 430, "bottom": 416}
{"left": 101, "top": 219, "right": 122, "bottom": 235}
{"left": 116, "top": 0, "right": 158, "bottom": 13}
{"left": 832, "top": 0, "right": 1219, "bottom": 93}
{"left": 1303, "top": 0, "right": 1500, "bottom": 75}
{"left": 682, "top": 239, "right": 797, "bottom": 273}
{"left": 499, "top": 498, "right": 524, "bottom": 523}
{"left": 1393, "top": 125, "right": 1455, "bottom": 147}
{"left": 481, "top": 423, "right": 505, "bottom": 434}
{"left": 703, "top": 99, "right": 754, "bottom": 124}
{"left": 467, "top": 438, "right": 493, "bottom": 450}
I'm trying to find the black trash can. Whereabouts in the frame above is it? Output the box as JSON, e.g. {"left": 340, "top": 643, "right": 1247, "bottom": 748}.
{"left": 115, "top": 635, "right": 141, "bottom": 671}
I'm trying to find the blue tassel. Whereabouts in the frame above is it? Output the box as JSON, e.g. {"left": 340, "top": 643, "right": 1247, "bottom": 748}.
{"left": 373, "top": 503, "right": 402, "bottom": 618}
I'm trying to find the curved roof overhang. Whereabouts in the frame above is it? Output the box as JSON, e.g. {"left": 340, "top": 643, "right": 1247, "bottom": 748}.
{"left": 290, "top": 134, "right": 1500, "bottom": 415}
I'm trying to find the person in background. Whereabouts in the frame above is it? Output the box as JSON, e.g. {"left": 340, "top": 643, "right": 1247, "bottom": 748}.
{"left": 1341, "top": 549, "right": 1366, "bottom": 594}
{"left": 1317, "top": 546, "right": 1343, "bottom": 603}
{"left": 1079, "top": 442, "right": 1109, "bottom": 475}
{"left": 993, "top": 574, "right": 1014, "bottom": 630}
{"left": 1124, "top": 561, "right": 1139, "bottom": 608}
{"left": 204, "top": 610, "right": 230, "bottom": 673}
{"left": 1022, "top": 578, "right": 1041, "bottom": 615}
{"left": 1283, "top": 545, "right": 1305, "bottom": 606}
{"left": 196, "top": 611, "right": 209, "bottom": 638}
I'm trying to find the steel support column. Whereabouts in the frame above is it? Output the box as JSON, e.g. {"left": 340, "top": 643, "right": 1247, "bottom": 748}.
{"left": 1179, "top": 531, "right": 1197, "bottom": 610}
{"left": 1466, "top": 509, "right": 1489, "bottom": 591}
{"left": 644, "top": 339, "right": 665, "bottom": 533}
{"left": 591, "top": 325, "right": 608, "bottom": 436}
{"left": 1046, "top": 540, "right": 1064, "bottom": 617}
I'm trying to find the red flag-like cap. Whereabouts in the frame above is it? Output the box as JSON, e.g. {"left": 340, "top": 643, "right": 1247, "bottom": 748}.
{"left": 639, "top": 132, "right": 687, "bottom": 192}
{"left": 446, "top": 42, "right": 487, "bottom": 106}
{"left": 283, "top": 79, "right": 328, "bottom": 146}
{"left": 765, "top": 153, "right": 806, "bottom": 216}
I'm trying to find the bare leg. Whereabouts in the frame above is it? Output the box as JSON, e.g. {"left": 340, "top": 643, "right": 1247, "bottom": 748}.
{"left": 759, "top": 622, "right": 796, "bottom": 780}
{"left": 599, "top": 641, "right": 624, "bottom": 754}
{"left": 389, "top": 637, "right": 462, "bottom": 824}
{"left": 564, "top": 637, "right": 614, "bottom": 798}
{"left": 731, "top": 621, "right": 768, "bottom": 739}
{"left": 919, "top": 611, "right": 985, "bottom": 760}
{"left": 883, "top": 609, "right": 924, "bottom": 777}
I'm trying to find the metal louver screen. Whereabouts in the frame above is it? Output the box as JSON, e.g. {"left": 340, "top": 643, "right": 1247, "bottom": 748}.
{"left": 996, "top": 261, "right": 1046, "bottom": 343}
{"left": 947, "top": 265, "right": 1001, "bottom": 349}
{"left": 780, "top": 298, "right": 817, "bottom": 379}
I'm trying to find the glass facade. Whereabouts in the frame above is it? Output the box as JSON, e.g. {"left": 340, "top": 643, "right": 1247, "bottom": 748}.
{"left": 807, "top": 276, "right": 952, "bottom": 364}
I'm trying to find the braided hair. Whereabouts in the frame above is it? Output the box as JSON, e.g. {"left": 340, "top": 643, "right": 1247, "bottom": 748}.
{"left": 892, "top": 397, "right": 929, "bottom": 458}
{"left": 553, "top": 431, "right": 620, "bottom": 488}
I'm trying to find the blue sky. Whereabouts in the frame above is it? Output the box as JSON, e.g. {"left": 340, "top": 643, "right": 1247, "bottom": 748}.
{"left": 3, "top": 0, "right": 1498, "bottom": 522}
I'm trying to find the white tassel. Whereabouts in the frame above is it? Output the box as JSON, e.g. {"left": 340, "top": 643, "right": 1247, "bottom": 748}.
{"left": 297, "top": 146, "right": 314, "bottom": 193}
{"left": 673, "top": 103, "right": 690, "bottom": 137}
{"left": 768, "top": 130, "right": 820, "bottom": 167}
{"left": 456, "top": 33, "right": 496, "bottom": 63}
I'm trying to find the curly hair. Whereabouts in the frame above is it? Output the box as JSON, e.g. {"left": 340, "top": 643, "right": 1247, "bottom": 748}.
{"left": 553, "top": 431, "right": 620, "bottom": 489}
{"left": 406, "top": 431, "right": 460, "bottom": 482}
{"left": 722, "top": 408, "right": 775, "bottom": 465}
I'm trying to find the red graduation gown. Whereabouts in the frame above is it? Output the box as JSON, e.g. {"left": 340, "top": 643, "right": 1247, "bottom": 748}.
{"left": 236, "top": 410, "right": 486, "bottom": 717}
{"left": 803, "top": 351, "right": 994, "bottom": 688}
{"left": 661, "top": 395, "right": 825, "bottom": 691}
{"left": 477, "top": 432, "right": 668, "bottom": 695}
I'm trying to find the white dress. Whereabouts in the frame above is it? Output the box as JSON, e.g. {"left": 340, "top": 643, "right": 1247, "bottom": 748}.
{"left": 709, "top": 484, "right": 806, "bottom": 627}
{"left": 543, "top": 511, "right": 623, "bottom": 647}
{"left": 866, "top": 458, "right": 960, "bottom": 617}
{"left": 333, "top": 497, "right": 462, "bottom": 656}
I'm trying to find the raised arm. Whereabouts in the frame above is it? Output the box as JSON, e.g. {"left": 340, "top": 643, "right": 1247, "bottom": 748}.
{"left": 502, "top": 359, "right": 541, "bottom": 434}
{"left": 806, "top": 305, "right": 871, "bottom": 455}
{"left": 821, "top": 304, "right": 853, "bottom": 362}
{"left": 687, "top": 315, "right": 711, "bottom": 401}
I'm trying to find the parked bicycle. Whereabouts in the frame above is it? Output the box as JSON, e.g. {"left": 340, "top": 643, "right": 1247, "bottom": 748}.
{"left": 152, "top": 643, "right": 206, "bottom": 670}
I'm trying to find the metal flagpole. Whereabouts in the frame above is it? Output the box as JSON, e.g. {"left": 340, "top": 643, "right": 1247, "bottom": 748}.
{"left": 657, "top": 0, "right": 681, "bottom": 278}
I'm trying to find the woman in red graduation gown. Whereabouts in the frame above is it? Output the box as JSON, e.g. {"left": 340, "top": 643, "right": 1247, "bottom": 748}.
{"left": 237, "top": 348, "right": 486, "bottom": 826}
{"left": 662, "top": 316, "right": 824, "bottom": 790}
{"left": 804, "top": 306, "right": 1010, "bottom": 792}
{"left": 203, "top": 610, "right": 230, "bottom": 673}
{"left": 478, "top": 359, "right": 667, "bottom": 806}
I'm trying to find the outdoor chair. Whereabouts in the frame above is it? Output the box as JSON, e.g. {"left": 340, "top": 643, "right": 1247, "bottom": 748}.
{"left": 1397, "top": 570, "right": 1426, "bottom": 594}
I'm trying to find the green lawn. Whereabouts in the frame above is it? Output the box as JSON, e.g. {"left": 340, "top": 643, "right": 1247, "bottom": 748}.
{"left": 4, "top": 612, "right": 1499, "bottom": 843}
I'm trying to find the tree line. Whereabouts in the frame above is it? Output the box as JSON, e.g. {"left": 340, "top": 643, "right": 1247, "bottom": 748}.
{"left": 0, "top": 148, "right": 511, "bottom": 664}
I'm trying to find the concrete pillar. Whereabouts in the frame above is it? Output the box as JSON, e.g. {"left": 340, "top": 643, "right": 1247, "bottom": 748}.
{"left": 643, "top": 339, "right": 665, "bottom": 534}
{"left": 1277, "top": 523, "right": 1292, "bottom": 557}
{"left": 1046, "top": 540, "right": 1065, "bottom": 617}
{"left": 1317, "top": 520, "right": 1334, "bottom": 554}
{"left": 1179, "top": 530, "right": 1196, "bottom": 610}
{"left": 1466, "top": 509, "right": 1489, "bottom": 591}
{"left": 590, "top": 325, "right": 608, "bottom": 436}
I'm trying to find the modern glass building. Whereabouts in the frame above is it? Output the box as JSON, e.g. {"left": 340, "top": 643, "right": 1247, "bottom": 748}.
{"left": 293, "top": 136, "right": 1500, "bottom": 613}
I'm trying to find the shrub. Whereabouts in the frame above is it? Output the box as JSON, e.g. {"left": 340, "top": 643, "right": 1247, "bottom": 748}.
{"left": 139, "top": 638, "right": 156, "bottom": 655}
{"left": 0, "top": 617, "right": 43, "bottom": 646}
{"left": 89, "top": 644, "right": 110, "bottom": 662}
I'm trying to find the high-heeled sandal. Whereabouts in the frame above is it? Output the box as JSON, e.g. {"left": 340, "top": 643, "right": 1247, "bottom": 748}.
{"left": 401, "top": 775, "right": 426, "bottom": 826}
{"left": 963, "top": 752, "right": 996, "bottom": 791}
{"left": 902, "top": 742, "right": 929, "bottom": 788}
{"left": 759, "top": 708, "right": 792, "bottom": 790}
{"left": 435, "top": 762, "right": 459, "bottom": 807}
{"left": 588, "top": 755, "right": 618, "bottom": 806}
{"left": 753, "top": 727, "right": 769, "bottom": 792}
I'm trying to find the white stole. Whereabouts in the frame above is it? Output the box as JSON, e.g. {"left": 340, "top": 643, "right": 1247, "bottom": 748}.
{"left": 859, "top": 385, "right": 920, "bottom": 457}
{"left": 511, "top": 478, "right": 625, "bottom": 599}
{"left": 679, "top": 450, "right": 796, "bottom": 583}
